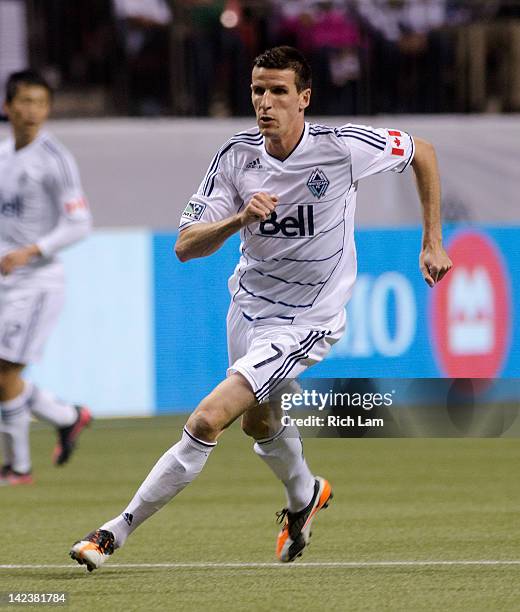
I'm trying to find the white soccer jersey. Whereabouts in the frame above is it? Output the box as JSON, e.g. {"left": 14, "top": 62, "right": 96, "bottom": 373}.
{"left": 180, "top": 122, "right": 415, "bottom": 327}
{"left": 0, "top": 130, "right": 91, "bottom": 287}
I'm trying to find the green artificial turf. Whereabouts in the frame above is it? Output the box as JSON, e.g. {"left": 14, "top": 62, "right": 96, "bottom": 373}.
{"left": 1, "top": 415, "right": 520, "bottom": 611}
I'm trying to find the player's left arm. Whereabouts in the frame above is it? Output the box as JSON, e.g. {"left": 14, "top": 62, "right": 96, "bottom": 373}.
{"left": 411, "top": 137, "right": 453, "bottom": 288}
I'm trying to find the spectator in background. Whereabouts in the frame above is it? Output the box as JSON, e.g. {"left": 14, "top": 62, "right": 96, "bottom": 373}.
{"left": 355, "top": 0, "right": 450, "bottom": 113}
{"left": 270, "top": 0, "right": 315, "bottom": 53}
{"left": 112, "top": 0, "right": 172, "bottom": 116}
{"left": 456, "top": 0, "right": 520, "bottom": 112}
{"left": 272, "top": 1, "right": 363, "bottom": 115}
{"left": 181, "top": 0, "right": 225, "bottom": 116}
{"left": 308, "top": 1, "right": 363, "bottom": 115}
{"left": 222, "top": 1, "right": 271, "bottom": 116}
{"left": 0, "top": 0, "right": 28, "bottom": 105}
{"left": 181, "top": 0, "right": 268, "bottom": 117}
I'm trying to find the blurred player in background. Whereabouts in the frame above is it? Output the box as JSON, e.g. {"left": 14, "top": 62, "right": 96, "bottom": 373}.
{"left": 71, "top": 46, "right": 451, "bottom": 570}
{"left": 0, "top": 70, "right": 92, "bottom": 485}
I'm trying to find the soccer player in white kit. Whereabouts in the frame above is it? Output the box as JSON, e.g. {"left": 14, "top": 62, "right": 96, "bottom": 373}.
{"left": 0, "top": 71, "right": 92, "bottom": 485}
{"left": 71, "top": 47, "right": 452, "bottom": 570}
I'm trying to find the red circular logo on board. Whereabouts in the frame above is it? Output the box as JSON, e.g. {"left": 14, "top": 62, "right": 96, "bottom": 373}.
{"left": 431, "top": 231, "right": 511, "bottom": 378}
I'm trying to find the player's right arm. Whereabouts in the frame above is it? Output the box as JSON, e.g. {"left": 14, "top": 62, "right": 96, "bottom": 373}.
{"left": 175, "top": 192, "right": 278, "bottom": 262}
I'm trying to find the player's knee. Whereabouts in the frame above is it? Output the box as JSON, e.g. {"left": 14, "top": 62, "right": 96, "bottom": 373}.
{"left": 241, "top": 411, "right": 272, "bottom": 440}
{"left": 0, "top": 359, "right": 21, "bottom": 389}
{"left": 186, "top": 402, "right": 224, "bottom": 442}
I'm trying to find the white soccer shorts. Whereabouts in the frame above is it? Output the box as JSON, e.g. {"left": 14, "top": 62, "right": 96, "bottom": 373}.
{"left": 227, "top": 301, "right": 346, "bottom": 403}
{"left": 0, "top": 284, "right": 65, "bottom": 364}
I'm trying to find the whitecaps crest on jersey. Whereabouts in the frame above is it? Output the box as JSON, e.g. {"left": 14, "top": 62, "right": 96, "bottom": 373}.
{"left": 307, "top": 168, "right": 330, "bottom": 199}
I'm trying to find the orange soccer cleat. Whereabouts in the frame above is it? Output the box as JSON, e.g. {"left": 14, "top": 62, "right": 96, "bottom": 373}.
{"left": 276, "top": 476, "right": 333, "bottom": 562}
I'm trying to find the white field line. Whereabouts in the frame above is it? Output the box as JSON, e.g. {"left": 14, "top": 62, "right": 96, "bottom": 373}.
{"left": 1, "top": 561, "right": 520, "bottom": 570}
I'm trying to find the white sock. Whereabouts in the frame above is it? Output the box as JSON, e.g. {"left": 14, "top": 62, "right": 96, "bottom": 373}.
{"left": 100, "top": 427, "right": 216, "bottom": 548}
{"left": 254, "top": 425, "right": 315, "bottom": 512}
{"left": 0, "top": 384, "right": 33, "bottom": 473}
{"left": 28, "top": 385, "right": 77, "bottom": 427}
{"left": 0, "top": 430, "right": 12, "bottom": 466}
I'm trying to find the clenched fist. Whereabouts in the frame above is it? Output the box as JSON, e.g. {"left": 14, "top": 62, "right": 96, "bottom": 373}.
{"left": 240, "top": 192, "right": 279, "bottom": 227}
{"left": 420, "top": 242, "right": 453, "bottom": 287}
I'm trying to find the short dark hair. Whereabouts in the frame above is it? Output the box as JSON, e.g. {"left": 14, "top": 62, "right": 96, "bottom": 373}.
{"left": 5, "top": 70, "right": 52, "bottom": 104}
{"left": 253, "top": 46, "right": 312, "bottom": 92}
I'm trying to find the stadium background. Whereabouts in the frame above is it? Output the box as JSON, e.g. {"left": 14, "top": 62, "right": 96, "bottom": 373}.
{"left": 1, "top": 1, "right": 518, "bottom": 416}
{"left": 0, "top": 116, "right": 516, "bottom": 415}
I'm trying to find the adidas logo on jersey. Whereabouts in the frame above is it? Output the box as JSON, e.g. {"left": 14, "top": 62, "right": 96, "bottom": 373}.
{"left": 245, "top": 157, "right": 263, "bottom": 170}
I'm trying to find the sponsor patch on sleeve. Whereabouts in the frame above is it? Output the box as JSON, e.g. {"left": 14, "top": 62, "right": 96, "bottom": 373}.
{"left": 182, "top": 201, "right": 207, "bottom": 221}
{"left": 64, "top": 196, "right": 90, "bottom": 219}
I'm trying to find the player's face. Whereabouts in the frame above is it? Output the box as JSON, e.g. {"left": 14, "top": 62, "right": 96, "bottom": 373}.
{"left": 251, "top": 67, "right": 310, "bottom": 140}
{"left": 3, "top": 84, "right": 51, "bottom": 141}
